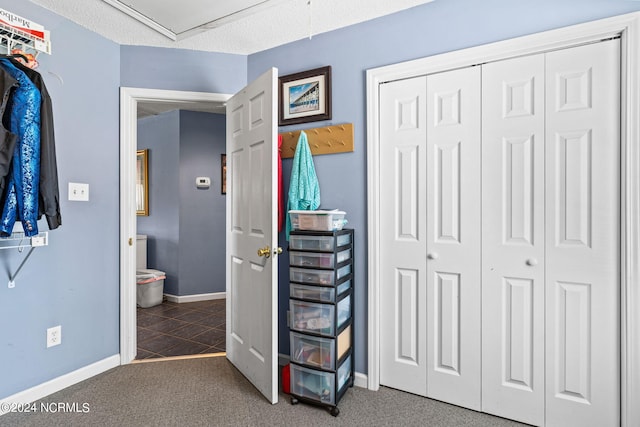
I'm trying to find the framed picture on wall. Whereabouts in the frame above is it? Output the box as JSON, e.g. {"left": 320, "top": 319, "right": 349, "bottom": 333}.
{"left": 136, "top": 149, "right": 149, "bottom": 216}
{"left": 221, "top": 154, "right": 227, "bottom": 195}
{"left": 278, "top": 66, "right": 332, "bottom": 126}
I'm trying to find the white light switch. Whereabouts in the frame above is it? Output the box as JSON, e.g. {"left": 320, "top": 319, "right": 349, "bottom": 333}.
{"left": 68, "top": 182, "right": 89, "bottom": 201}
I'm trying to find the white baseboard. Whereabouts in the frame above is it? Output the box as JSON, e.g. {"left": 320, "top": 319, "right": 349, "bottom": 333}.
{"left": 0, "top": 354, "right": 120, "bottom": 416}
{"left": 353, "top": 371, "right": 367, "bottom": 389}
{"left": 164, "top": 292, "right": 226, "bottom": 303}
{"left": 278, "top": 353, "right": 367, "bottom": 389}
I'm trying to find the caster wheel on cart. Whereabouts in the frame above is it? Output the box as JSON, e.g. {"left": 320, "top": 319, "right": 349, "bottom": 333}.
{"left": 290, "top": 397, "right": 299, "bottom": 405}
{"left": 330, "top": 406, "right": 340, "bottom": 417}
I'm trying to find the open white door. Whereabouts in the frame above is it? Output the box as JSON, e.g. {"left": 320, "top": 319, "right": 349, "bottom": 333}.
{"left": 226, "top": 68, "right": 279, "bottom": 403}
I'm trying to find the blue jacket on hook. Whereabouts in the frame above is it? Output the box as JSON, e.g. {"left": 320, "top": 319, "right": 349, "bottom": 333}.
{"left": 0, "top": 59, "right": 41, "bottom": 237}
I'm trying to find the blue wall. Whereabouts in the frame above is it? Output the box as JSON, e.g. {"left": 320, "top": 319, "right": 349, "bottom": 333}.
{"left": 137, "top": 111, "right": 226, "bottom": 297}
{"left": 0, "top": 1, "right": 121, "bottom": 399}
{"left": 248, "top": 0, "right": 640, "bottom": 373}
{"left": 121, "top": 46, "right": 246, "bottom": 94}
{"left": 137, "top": 111, "right": 181, "bottom": 294}
{"left": 178, "top": 111, "right": 226, "bottom": 296}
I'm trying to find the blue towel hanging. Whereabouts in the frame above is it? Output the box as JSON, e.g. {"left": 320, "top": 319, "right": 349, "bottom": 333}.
{"left": 286, "top": 130, "right": 320, "bottom": 240}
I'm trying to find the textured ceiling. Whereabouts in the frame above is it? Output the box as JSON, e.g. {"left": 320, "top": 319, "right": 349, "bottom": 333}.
{"left": 29, "top": 0, "right": 436, "bottom": 55}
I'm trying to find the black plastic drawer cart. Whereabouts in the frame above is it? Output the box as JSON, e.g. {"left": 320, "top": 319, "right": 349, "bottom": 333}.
{"left": 288, "top": 229, "right": 355, "bottom": 416}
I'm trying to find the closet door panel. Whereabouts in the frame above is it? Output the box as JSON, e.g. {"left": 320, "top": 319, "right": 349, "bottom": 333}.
{"left": 481, "top": 54, "right": 546, "bottom": 426}
{"left": 544, "top": 39, "right": 620, "bottom": 427}
{"left": 426, "top": 66, "right": 481, "bottom": 410}
{"left": 379, "top": 76, "right": 428, "bottom": 396}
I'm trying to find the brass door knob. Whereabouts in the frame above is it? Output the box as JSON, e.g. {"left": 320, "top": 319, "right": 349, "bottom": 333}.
{"left": 275, "top": 247, "right": 283, "bottom": 256}
{"left": 257, "top": 246, "right": 271, "bottom": 258}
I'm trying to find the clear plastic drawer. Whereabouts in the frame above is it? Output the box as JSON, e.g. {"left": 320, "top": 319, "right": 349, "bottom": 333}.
{"left": 336, "top": 264, "right": 351, "bottom": 280}
{"left": 290, "top": 267, "right": 334, "bottom": 285}
{"left": 290, "top": 300, "right": 335, "bottom": 336}
{"left": 289, "top": 264, "right": 351, "bottom": 286}
{"left": 338, "top": 355, "right": 352, "bottom": 391}
{"left": 290, "top": 331, "right": 336, "bottom": 370}
{"left": 337, "top": 294, "right": 351, "bottom": 330}
{"left": 337, "top": 278, "right": 351, "bottom": 296}
{"left": 289, "top": 233, "right": 352, "bottom": 251}
{"left": 289, "top": 249, "right": 351, "bottom": 268}
{"left": 290, "top": 283, "right": 335, "bottom": 302}
{"left": 290, "top": 363, "right": 336, "bottom": 404}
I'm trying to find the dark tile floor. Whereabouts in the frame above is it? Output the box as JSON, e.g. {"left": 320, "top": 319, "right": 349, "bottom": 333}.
{"left": 136, "top": 299, "right": 226, "bottom": 360}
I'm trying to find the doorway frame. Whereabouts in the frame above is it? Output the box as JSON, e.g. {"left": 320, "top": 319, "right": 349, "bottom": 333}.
{"left": 119, "top": 87, "right": 231, "bottom": 364}
{"left": 366, "top": 12, "right": 640, "bottom": 426}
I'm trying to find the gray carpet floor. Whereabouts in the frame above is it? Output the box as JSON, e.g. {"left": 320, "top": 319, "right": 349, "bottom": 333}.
{"left": 1, "top": 355, "right": 528, "bottom": 426}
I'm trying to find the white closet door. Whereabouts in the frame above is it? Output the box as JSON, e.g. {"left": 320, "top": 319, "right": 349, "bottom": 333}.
{"left": 379, "top": 76, "right": 428, "bottom": 396}
{"left": 481, "top": 54, "right": 546, "bottom": 426}
{"left": 544, "top": 39, "right": 620, "bottom": 427}
{"left": 425, "top": 67, "right": 481, "bottom": 410}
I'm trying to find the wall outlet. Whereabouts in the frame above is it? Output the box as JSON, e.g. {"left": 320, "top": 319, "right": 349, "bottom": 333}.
{"left": 47, "top": 325, "right": 61, "bottom": 348}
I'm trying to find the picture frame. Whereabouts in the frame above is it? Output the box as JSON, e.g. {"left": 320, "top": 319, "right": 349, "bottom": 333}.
{"left": 136, "top": 149, "right": 149, "bottom": 216}
{"left": 221, "top": 154, "right": 227, "bottom": 195}
{"left": 278, "top": 66, "right": 332, "bottom": 126}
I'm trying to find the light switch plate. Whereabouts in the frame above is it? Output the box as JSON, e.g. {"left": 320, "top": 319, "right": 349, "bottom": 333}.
{"left": 68, "top": 182, "right": 89, "bottom": 201}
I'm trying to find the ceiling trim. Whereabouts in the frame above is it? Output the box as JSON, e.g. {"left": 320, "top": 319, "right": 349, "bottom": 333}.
{"left": 102, "top": 0, "right": 293, "bottom": 42}
{"left": 101, "top": 0, "right": 177, "bottom": 40}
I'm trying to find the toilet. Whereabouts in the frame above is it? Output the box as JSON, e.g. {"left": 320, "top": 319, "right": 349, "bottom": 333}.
{"left": 136, "top": 235, "right": 166, "bottom": 308}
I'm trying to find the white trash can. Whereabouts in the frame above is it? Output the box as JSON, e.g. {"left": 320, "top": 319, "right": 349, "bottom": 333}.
{"left": 136, "top": 269, "right": 166, "bottom": 308}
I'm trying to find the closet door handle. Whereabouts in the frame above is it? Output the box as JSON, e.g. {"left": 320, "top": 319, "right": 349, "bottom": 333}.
{"left": 526, "top": 258, "right": 538, "bottom": 266}
{"left": 427, "top": 252, "right": 439, "bottom": 260}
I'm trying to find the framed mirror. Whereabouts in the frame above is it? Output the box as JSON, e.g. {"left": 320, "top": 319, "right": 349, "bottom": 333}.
{"left": 136, "top": 149, "right": 149, "bottom": 216}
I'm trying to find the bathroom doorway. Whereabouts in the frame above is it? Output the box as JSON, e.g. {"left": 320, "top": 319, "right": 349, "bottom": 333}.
{"left": 135, "top": 107, "right": 228, "bottom": 360}
{"left": 118, "top": 87, "right": 232, "bottom": 364}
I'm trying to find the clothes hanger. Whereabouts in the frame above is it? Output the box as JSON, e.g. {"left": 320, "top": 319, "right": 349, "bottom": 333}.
{"left": 0, "top": 53, "right": 29, "bottom": 62}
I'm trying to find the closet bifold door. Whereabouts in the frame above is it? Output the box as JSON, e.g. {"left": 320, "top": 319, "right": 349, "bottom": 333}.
{"left": 378, "top": 76, "right": 428, "bottom": 397}
{"left": 481, "top": 53, "right": 546, "bottom": 426}
{"left": 425, "top": 66, "right": 481, "bottom": 410}
{"left": 544, "top": 39, "right": 620, "bottom": 427}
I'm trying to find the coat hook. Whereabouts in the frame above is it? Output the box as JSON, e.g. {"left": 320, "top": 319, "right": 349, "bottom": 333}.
{"left": 313, "top": 143, "right": 320, "bottom": 148}
{"left": 312, "top": 129, "right": 319, "bottom": 135}
{"left": 339, "top": 125, "right": 345, "bottom": 131}
{"left": 326, "top": 128, "right": 333, "bottom": 133}
{"left": 339, "top": 140, "right": 346, "bottom": 146}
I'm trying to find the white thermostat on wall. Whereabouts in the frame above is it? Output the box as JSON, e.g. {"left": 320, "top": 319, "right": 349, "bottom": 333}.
{"left": 196, "top": 177, "right": 211, "bottom": 189}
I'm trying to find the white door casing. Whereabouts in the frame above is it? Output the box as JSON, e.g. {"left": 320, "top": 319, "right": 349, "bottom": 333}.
{"left": 481, "top": 53, "right": 546, "bottom": 425}
{"left": 425, "top": 67, "right": 481, "bottom": 410}
{"left": 544, "top": 39, "right": 620, "bottom": 427}
{"left": 369, "top": 13, "right": 637, "bottom": 427}
{"left": 119, "top": 88, "right": 231, "bottom": 365}
{"left": 379, "top": 42, "right": 620, "bottom": 425}
{"left": 226, "top": 68, "right": 279, "bottom": 403}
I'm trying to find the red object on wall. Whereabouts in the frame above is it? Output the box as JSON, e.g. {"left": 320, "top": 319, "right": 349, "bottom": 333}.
{"left": 282, "top": 363, "right": 290, "bottom": 394}
{"left": 278, "top": 134, "right": 284, "bottom": 232}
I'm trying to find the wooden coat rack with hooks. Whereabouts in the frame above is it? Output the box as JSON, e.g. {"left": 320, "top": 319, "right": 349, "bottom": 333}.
{"left": 279, "top": 123, "right": 354, "bottom": 158}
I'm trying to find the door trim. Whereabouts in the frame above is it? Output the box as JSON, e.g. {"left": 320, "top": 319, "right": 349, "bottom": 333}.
{"left": 119, "top": 87, "right": 231, "bottom": 364}
{"left": 366, "top": 12, "right": 640, "bottom": 426}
